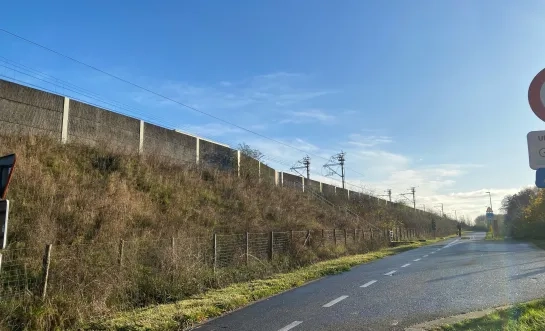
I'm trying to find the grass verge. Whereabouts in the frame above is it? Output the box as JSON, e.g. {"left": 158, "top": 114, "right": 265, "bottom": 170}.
{"left": 441, "top": 300, "right": 545, "bottom": 331}
{"left": 484, "top": 232, "right": 504, "bottom": 241}
{"left": 88, "top": 239, "right": 445, "bottom": 331}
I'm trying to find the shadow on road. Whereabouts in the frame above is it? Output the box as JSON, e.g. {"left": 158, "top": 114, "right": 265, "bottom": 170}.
{"left": 427, "top": 259, "right": 545, "bottom": 283}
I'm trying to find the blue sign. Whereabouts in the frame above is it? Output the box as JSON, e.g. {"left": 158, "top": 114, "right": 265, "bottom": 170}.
{"left": 486, "top": 212, "right": 494, "bottom": 220}
{"left": 536, "top": 168, "right": 545, "bottom": 188}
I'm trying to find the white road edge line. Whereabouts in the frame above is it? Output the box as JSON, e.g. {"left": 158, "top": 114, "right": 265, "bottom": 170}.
{"left": 401, "top": 263, "right": 411, "bottom": 268}
{"left": 323, "top": 295, "right": 349, "bottom": 307}
{"left": 413, "top": 258, "right": 421, "bottom": 261}
{"left": 360, "top": 280, "right": 377, "bottom": 288}
{"left": 278, "top": 321, "right": 303, "bottom": 331}
{"left": 384, "top": 270, "right": 397, "bottom": 276}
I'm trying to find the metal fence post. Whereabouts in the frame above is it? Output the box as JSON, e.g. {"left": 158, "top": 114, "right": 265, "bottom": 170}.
{"left": 118, "top": 239, "right": 125, "bottom": 267}
{"left": 41, "top": 244, "right": 52, "bottom": 300}
{"left": 268, "top": 231, "right": 274, "bottom": 260}
{"left": 213, "top": 233, "right": 217, "bottom": 273}
{"left": 245, "top": 232, "right": 249, "bottom": 265}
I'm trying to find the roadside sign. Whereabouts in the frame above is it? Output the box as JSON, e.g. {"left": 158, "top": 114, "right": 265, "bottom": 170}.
{"left": 0, "top": 200, "right": 9, "bottom": 249}
{"left": 527, "top": 131, "right": 545, "bottom": 170}
{"left": 0, "top": 154, "right": 16, "bottom": 200}
{"left": 528, "top": 68, "right": 545, "bottom": 122}
{"left": 537, "top": 168, "right": 545, "bottom": 188}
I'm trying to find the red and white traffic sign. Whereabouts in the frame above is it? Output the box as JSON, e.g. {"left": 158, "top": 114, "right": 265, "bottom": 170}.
{"left": 528, "top": 68, "right": 545, "bottom": 122}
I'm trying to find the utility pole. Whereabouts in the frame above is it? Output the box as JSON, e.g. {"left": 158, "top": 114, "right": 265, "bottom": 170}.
{"left": 323, "top": 151, "right": 346, "bottom": 189}
{"left": 400, "top": 187, "right": 416, "bottom": 210}
{"left": 388, "top": 189, "right": 392, "bottom": 202}
{"left": 435, "top": 203, "right": 444, "bottom": 217}
{"left": 291, "top": 156, "right": 311, "bottom": 179}
{"left": 411, "top": 187, "right": 416, "bottom": 210}
{"left": 486, "top": 191, "right": 493, "bottom": 210}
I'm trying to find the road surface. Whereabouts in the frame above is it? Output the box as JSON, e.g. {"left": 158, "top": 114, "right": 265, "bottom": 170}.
{"left": 194, "top": 232, "right": 545, "bottom": 330}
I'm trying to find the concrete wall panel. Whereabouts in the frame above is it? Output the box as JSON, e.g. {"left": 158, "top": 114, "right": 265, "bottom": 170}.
{"left": 200, "top": 139, "right": 233, "bottom": 170}
{"left": 143, "top": 123, "right": 196, "bottom": 163}
{"left": 68, "top": 100, "right": 140, "bottom": 152}
{"left": 260, "top": 163, "right": 276, "bottom": 184}
{"left": 304, "top": 178, "right": 321, "bottom": 193}
{"left": 0, "top": 79, "right": 63, "bottom": 137}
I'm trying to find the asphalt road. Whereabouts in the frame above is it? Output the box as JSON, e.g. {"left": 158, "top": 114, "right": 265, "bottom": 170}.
{"left": 194, "top": 233, "right": 545, "bottom": 331}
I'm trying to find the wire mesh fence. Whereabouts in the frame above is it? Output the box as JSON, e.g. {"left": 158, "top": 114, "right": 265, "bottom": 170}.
{"left": 0, "top": 227, "right": 436, "bottom": 301}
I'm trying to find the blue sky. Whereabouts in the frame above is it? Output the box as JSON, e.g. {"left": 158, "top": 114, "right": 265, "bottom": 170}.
{"left": 2, "top": 0, "right": 545, "bottom": 220}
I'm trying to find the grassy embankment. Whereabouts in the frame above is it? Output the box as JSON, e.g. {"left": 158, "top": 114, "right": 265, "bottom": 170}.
{"left": 0, "top": 135, "right": 456, "bottom": 330}
{"left": 91, "top": 239, "right": 447, "bottom": 331}
{"left": 441, "top": 300, "right": 545, "bottom": 331}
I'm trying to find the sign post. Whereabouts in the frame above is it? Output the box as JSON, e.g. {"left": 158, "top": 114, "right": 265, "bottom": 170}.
{"left": 0, "top": 200, "right": 8, "bottom": 249}
{"left": 486, "top": 207, "right": 494, "bottom": 236}
{"left": 528, "top": 69, "right": 545, "bottom": 186}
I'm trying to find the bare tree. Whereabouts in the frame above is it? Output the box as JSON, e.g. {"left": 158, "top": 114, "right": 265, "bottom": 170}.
{"left": 238, "top": 143, "right": 265, "bottom": 162}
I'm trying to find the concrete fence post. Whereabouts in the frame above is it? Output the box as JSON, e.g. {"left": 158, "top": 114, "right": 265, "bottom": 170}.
{"left": 61, "top": 97, "right": 70, "bottom": 144}
{"left": 138, "top": 120, "right": 144, "bottom": 154}
{"left": 196, "top": 138, "right": 200, "bottom": 164}
{"left": 258, "top": 162, "right": 261, "bottom": 182}
{"left": 274, "top": 171, "right": 279, "bottom": 186}
{"left": 237, "top": 151, "right": 241, "bottom": 177}
{"left": 41, "top": 244, "right": 52, "bottom": 299}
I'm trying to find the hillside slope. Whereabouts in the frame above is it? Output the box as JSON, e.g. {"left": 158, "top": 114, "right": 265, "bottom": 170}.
{"left": 0, "top": 135, "right": 456, "bottom": 330}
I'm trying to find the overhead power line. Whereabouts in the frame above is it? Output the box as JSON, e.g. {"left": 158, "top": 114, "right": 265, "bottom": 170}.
{"left": 0, "top": 28, "right": 368, "bottom": 179}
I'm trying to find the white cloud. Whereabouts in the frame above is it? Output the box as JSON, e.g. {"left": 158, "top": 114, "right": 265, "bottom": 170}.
{"left": 180, "top": 123, "right": 243, "bottom": 138}
{"left": 348, "top": 134, "right": 393, "bottom": 147}
{"left": 280, "top": 109, "right": 336, "bottom": 124}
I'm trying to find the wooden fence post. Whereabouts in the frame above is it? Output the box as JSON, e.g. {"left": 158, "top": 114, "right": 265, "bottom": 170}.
{"left": 41, "top": 244, "right": 52, "bottom": 300}
{"left": 354, "top": 229, "right": 357, "bottom": 243}
{"left": 213, "top": 233, "right": 217, "bottom": 273}
{"left": 333, "top": 229, "right": 337, "bottom": 246}
{"left": 245, "top": 232, "right": 249, "bottom": 265}
{"left": 118, "top": 239, "right": 125, "bottom": 267}
{"left": 344, "top": 229, "right": 347, "bottom": 246}
{"left": 171, "top": 236, "right": 176, "bottom": 262}
{"left": 268, "top": 231, "right": 274, "bottom": 260}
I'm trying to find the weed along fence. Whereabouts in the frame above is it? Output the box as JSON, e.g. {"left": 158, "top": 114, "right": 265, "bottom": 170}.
{"left": 0, "top": 227, "right": 435, "bottom": 301}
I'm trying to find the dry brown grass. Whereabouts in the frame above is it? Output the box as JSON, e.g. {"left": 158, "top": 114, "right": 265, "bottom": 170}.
{"left": 0, "top": 135, "right": 455, "bottom": 330}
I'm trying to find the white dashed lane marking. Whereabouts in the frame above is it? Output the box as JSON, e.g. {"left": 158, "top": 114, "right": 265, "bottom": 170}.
{"left": 277, "top": 321, "right": 303, "bottom": 331}
{"left": 401, "top": 263, "right": 411, "bottom": 268}
{"left": 423, "top": 255, "right": 428, "bottom": 257}
{"left": 384, "top": 270, "right": 397, "bottom": 276}
{"left": 413, "top": 258, "right": 421, "bottom": 262}
{"left": 323, "top": 295, "right": 349, "bottom": 307}
{"left": 360, "top": 280, "right": 377, "bottom": 288}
